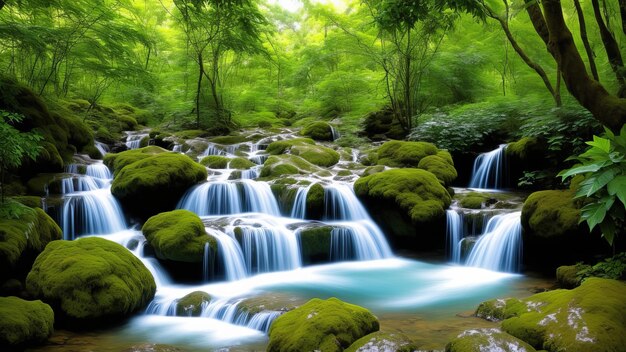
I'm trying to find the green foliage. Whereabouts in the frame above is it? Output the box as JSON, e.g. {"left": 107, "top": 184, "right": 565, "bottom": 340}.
{"left": 559, "top": 126, "right": 626, "bottom": 245}
{"left": 576, "top": 253, "right": 626, "bottom": 282}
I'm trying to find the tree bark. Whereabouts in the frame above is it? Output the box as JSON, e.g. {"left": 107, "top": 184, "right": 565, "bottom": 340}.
{"left": 196, "top": 52, "right": 204, "bottom": 129}
{"left": 620, "top": 0, "right": 626, "bottom": 35}
{"left": 0, "top": 1, "right": 5, "bottom": 11}
{"left": 591, "top": 0, "right": 625, "bottom": 97}
{"left": 539, "top": 0, "right": 626, "bottom": 132}
{"left": 573, "top": 0, "right": 599, "bottom": 81}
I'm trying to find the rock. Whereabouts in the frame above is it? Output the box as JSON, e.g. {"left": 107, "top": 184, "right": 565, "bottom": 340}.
{"left": 208, "top": 135, "right": 249, "bottom": 145}
{"left": 0, "top": 203, "right": 62, "bottom": 280}
{"left": 354, "top": 169, "right": 451, "bottom": 249}
{"left": 297, "top": 225, "right": 333, "bottom": 264}
{"left": 142, "top": 210, "right": 216, "bottom": 263}
{"left": 345, "top": 331, "right": 417, "bottom": 352}
{"left": 376, "top": 141, "right": 439, "bottom": 168}
{"left": 306, "top": 183, "right": 325, "bottom": 220}
{"left": 175, "top": 291, "right": 211, "bottom": 316}
{"left": 267, "top": 138, "right": 339, "bottom": 167}
{"left": 200, "top": 155, "right": 229, "bottom": 169}
{"left": 556, "top": 264, "right": 587, "bottom": 289}
{"left": 417, "top": 152, "right": 458, "bottom": 185}
{"left": 261, "top": 155, "right": 322, "bottom": 179}
{"left": 0, "top": 296, "right": 54, "bottom": 348}
{"left": 300, "top": 121, "right": 335, "bottom": 141}
{"left": 26, "top": 237, "right": 156, "bottom": 327}
{"left": 110, "top": 151, "right": 207, "bottom": 220}
{"left": 445, "top": 328, "right": 536, "bottom": 352}
{"left": 228, "top": 157, "right": 256, "bottom": 170}
{"left": 104, "top": 146, "right": 169, "bottom": 175}
{"left": 474, "top": 278, "right": 626, "bottom": 351}
{"left": 267, "top": 297, "right": 379, "bottom": 352}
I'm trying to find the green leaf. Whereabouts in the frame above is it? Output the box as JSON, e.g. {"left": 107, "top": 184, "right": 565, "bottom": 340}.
{"left": 559, "top": 162, "right": 606, "bottom": 179}
{"left": 600, "top": 220, "right": 616, "bottom": 246}
{"left": 586, "top": 168, "right": 618, "bottom": 196}
{"left": 586, "top": 135, "right": 611, "bottom": 153}
{"left": 580, "top": 202, "right": 607, "bottom": 232}
{"left": 607, "top": 175, "right": 626, "bottom": 206}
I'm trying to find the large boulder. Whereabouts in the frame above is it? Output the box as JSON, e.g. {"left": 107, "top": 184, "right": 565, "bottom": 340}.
{"left": 267, "top": 138, "right": 339, "bottom": 167}
{"left": 346, "top": 331, "right": 417, "bottom": 352}
{"left": 26, "top": 237, "right": 156, "bottom": 327}
{"left": 142, "top": 210, "right": 216, "bottom": 263}
{"left": 268, "top": 297, "right": 379, "bottom": 352}
{"left": 0, "top": 296, "right": 54, "bottom": 348}
{"left": 175, "top": 291, "right": 212, "bottom": 317}
{"left": 0, "top": 203, "right": 61, "bottom": 280}
{"left": 354, "top": 168, "right": 451, "bottom": 249}
{"left": 376, "top": 141, "right": 438, "bottom": 168}
{"left": 110, "top": 151, "right": 207, "bottom": 220}
{"left": 474, "top": 278, "right": 626, "bottom": 351}
{"left": 103, "top": 146, "right": 169, "bottom": 175}
{"left": 445, "top": 328, "right": 536, "bottom": 352}
{"left": 300, "top": 121, "right": 335, "bottom": 141}
{"left": 297, "top": 225, "right": 333, "bottom": 264}
{"left": 261, "top": 154, "right": 322, "bottom": 179}
{"left": 521, "top": 190, "right": 606, "bottom": 270}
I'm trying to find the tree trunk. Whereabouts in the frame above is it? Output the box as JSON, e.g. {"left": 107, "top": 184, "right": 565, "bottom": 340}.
{"left": 0, "top": 1, "right": 5, "bottom": 11}
{"left": 620, "top": 0, "right": 626, "bottom": 35}
{"left": 591, "top": 0, "right": 625, "bottom": 97}
{"left": 539, "top": 0, "right": 626, "bottom": 131}
{"left": 196, "top": 52, "right": 204, "bottom": 129}
{"left": 573, "top": 0, "right": 599, "bottom": 81}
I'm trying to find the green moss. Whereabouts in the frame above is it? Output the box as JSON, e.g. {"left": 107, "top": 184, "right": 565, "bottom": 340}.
{"left": 298, "top": 225, "right": 332, "bottom": 263}
{"left": 142, "top": 210, "right": 216, "bottom": 263}
{"left": 459, "top": 192, "right": 491, "bottom": 209}
{"left": 306, "top": 183, "right": 325, "bottom": 220}
{"left": 475, "top": 298, "right": 527, "bottom": 322}
{"left": 104, "top": 146, "right": 170, "bottom": 175}
{"left": 266, "top": 138, "right": 316, "bottom": 155}
{"left": 556, "top": 264, "right": 587, "bottom": 288}
{"left": 174, "top": 130, "right": 209, "bottom": 139}
{"left": 491, "top": 278, "right": 626, "bottom": 351}
{"left": 521, "top": 190, "right": 581, "bottom": 238}
{"left": 362, "top": 165, "right": 385, "bottom": 176}
{"left": 111, "top": 153, "right": 207, "bottom": 220}
{"left": 300, "top": 122, "right": 335, "bottom": 141}
{"left": 417, "top": 154, "right": 457, "bottom": 185}
{"left": 268, "top": 297, "right": 379, "bottom": 352}
{"left": 506, "top": 137, "right": 540, "bottom": 160}
{"left": 345, "top": 331, "right": 417, "bottom": 352}
{"left": 175, "top": 291, "right": 211, "bottom": 317}
{"left": 290, "top": 144, "right": 340, "bottom": 167}
{"left": 0, "top": 203, "right": 61, "bottom": 279}
{"left": 260, "top": 155, "right": 322, "bottom": 179}
{"left": 11, "top": 196, "right": 42, "bottom": 209}
{"left": 208, "top": 135, "right": 248, "bottom": 145}
{"left": 200, "top": 155, "right": 230, "bottom": 169}
{"left": 354, "top": 168, "right": 451, "bottom": 224}
{"left": 26, "top": 237, "right": 156, "bottom": 326}
{"left": 337, "top": 170, "right": 352, "bottom": 177}
{"left": 0, "top": 297, "right": 54, "bottom": 347}
{"left": 445, "top": 328, "right": 537, "bottom": 352}
{"left": 376, "top": 141, "right": 438, "bottom": 168}
{"left": 26, "top": 174, "right": 56, "bottom": 196}
{"left": 229, "top": 157, "right": 256, "bottom": 170}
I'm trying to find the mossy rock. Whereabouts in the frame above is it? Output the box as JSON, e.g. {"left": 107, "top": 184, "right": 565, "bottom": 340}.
{"left": 266, "top": 138, "right": 316, "bottom": 155}
{"left": 175, "top": 291, "right": 211, "bottom": 317}
{"left": 521, "top": 190, "right": 581, "bottom": 238}
{"left": 556, "top": 264, "right": 587, "bottom": 289}
{"left": 362, "top": 165, "right": 385, "bottom": 177}
{"left": 267, "top": 297, "right": 379, "bottom": 352}
{"left": 475, "top": 278, "right": 626, "bottom": 351}
{"left": 300, "top": 122, "right": 335, "bottom": 141}
{"left": 111, "top": 153, "right": 207, "bottom": 220}
{"left": 306, "top": 183, "right": 325, "bottom": 220}
{"left": 261, "top": 155, "right": 322, "bottom": 179}
{"left": 445, "top": 328, "right": 537, "bottom": 352}
{"left": 200, "top": 155, "right": 229, "bottom": 169}
{"left": 417, "top": 153, "right": 457, "bottom": 185}
{"left": 475, "top": 298, "right": 527, "bottom": 322}
{"left": 229, "top": 157, "right": 256, "bottom": 170}
{"left": 290, "top": 144, "right": 340, "bottom": 167}
{"left": 298, "top": 225, "right": 333, "bottom": 264}
{"left": 0, "top": 296, "right": 54, "bottom": 348}
{"left": 104, "top": 146, "right": 170, "bottom": 175}
{"left": 142, "top": 210, "right": 216, "bottom": 263}
{"left": 376, "top": 141, "right": 438, "bottom": 168}
{"left": 355, "top": 168, "right": 451, "bottom": 225}
{"left": 458, "top": 192, "right": 492, "bottom": 210}
{"left": 0, "top": 203, "right": 62, "bottom": 280}
{"left": 345, "top": 331, "right": 417, "bottom": 352}
{"left": 26, "top": 237, "right": 156, "bottom": 326}
{"left": 506, "top": 137, "right": 542, "bottom": 160}
{"left": 174, "top": 130, "right": 209, "bottom": 139}
{"left": 208, "top": 135, "right": 248, "bottom": 145}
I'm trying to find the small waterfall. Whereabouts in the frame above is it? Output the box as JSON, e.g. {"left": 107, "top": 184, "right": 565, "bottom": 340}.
{"left": 330, "top": 221, "right": 393, "bottom": 260}
{"left": 230, "top": 223, "right": 301, "bottom": 274}
{"left": 203, "top": 242, "right": 212, "bottom": 282}
{"left": 446, "top": 210, "right": 463, "bottom": 263}
{"left": 290, "top": 185, "right": 310, "bottom": 219}
{"left": 173, "top": 144, "right": 182, "bottom": 153}
{"left": 202, "top": 143, "right": 226, "bottom": 157}
{"left": 61, "top": 188, "right": 127, "bottom": 240}
{"left": 330, "top": 125, "right": 340, "bottom": 141}
{"left": 206, "top": 228, "right": 247, "bottom": 281}
{"left": 178, "top": 181, "right": 280, "bottom": 216}
{"left": 60, "top": 176, "right": 105, "bottom": 194}
{"left": 239, "top": 168, "right": 260, "bottom": 180}
{"left": 323, "top": 184, "right": 370, "bottom": 221}
{"left": 95, "top": 141, "right": 109, "bottom": 156}
{"left": 465, "top": 212, "right": 522, "bottom": 272}
{"left": 468, "top": 145, "right": 507, "bottom": 189}
{"left": 246, "top": 311, "right": 281, "bottom": 333}
{"left": 126, "top": 133, "right": 149, "bottom": 150}
{"left": 85, "top": 163, "right": 112, "bottom": 180}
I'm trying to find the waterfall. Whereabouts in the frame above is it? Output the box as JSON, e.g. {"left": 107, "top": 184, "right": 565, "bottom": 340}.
{"left": 95, "top": 141, "right": 109, "bottom": 156}
{"left": 86, "top": 163, "right": 113, "bottom": 180}
{"left": 290, "top": 185, "right": 311, "bottom": 219}
{"left": 61, "top": 188, "right": 127, "bottom": 240}
{"left": 323, "top": 184, "right": 371, "bottom": 221}
{"left": 468, "top": 145, "right": 507, "bottom": 189}
{"left": 126, "top": 133, "right": 149, "bottom": 149}
{"left": 330, "top": 125, "right": 340, "bottom": 141}
{"left": 446, "top": 210, "right": 463, "bottom": 263}
{"left": 60, "top": 176, "right": 105, "bottom": 194}
{"left": 203, "top": 242, "right": 212, "bottom": 282}
{"left": 246, "top": 311, "right": 282, "bottom": 333}
{"left": 178, "top": 181, "right": 280, "bottom": 216}
{"left": 206, "top": 228, "right": 247, "bottom": 281}
{"left": 229, "top": 223, "right": 301, "bottom": 274}
{"left": 201, "top": 143, "right": 226, "bottom": 157}
{"left": 330, "top": 221, "right": 393, "bottom": 260}
{"left": 465, "top": 212, "right": 522, "bottom": 272}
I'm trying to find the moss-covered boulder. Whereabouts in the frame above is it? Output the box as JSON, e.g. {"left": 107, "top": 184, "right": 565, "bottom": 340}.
{"left": 376, "top": 141, "right": 439, "bottom": 168}
{"left": 267, "top": 138, "right": 316, "bottom": 155}
{"left": 267, "top": 138, "right": 339, "bottom": 167}
{"left": 111, "top": 152, "right": 207, "bottom": 220}
{"left": 200, "top": 155, "right": 229, "bottom": 169}
{"left": 306, "top": 183, "right": 326, "bottom": 220}
{"left": 175, "top": 291, "right": 211, "bottom": 317}
{"left": 229, "top": 157, "right": 256, "bottom": 170}
{"left": 104, "top": 146, "right": 169, "bottom": 175}
{"left": 354, "top": 169, "right": 451, "bottom": 249}
{"left": 267, "top": 297, "right": 379, "bottom": 352}
{"left": 345, "top": 331, "right": 417, "bottom": 352}
{"left": 261, "top": 155, "right": 322, "bottom": 179}
{"left": 474, "top": 278, "right": 626, "bottom": 351}
{"left": 297, "top": 225, "right": 333, "bottom": 264}
{"left": 142, "top": 210, "right": 216, "bottom": 263}
{"left": 0, "top": 297, "right": 54, "bottom": 348}
{"left": 521, "top": 190, "right": 604, "bottom": 270}
{"left": 445, "top": 328, "right": 537, "bottom": 352}
{"left": 556, "top": 264, "right": 587, "bottom": 289}
{"left": 26, "top": 237, "right": 156, "bottom": 326}
{"left": 417, "top": 152, "right": 457, "bottom": 185}
{"left": 0, "top": 203, "right": 61, "bottom": 280}
{"left": 300, "top": 121, "right": 335, "bottom": 141}
{"left": 458, "top": 192, "right": 491, "bottom": 209}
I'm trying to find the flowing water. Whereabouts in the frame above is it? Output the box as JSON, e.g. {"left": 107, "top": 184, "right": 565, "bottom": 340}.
{"left": 35, "top": 132, "right": 543, "bottom": 351}
{"left": 468, "top": 144, "right": 507, "bottom": 190}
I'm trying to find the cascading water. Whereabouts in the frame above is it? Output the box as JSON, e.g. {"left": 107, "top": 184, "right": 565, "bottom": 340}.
{"left": 290, "top": 185, "right": 311, "bottom": 219}
{"left": 446, "top": 210, "right": 463, "bottom": 263}
{"left": 465, "top": 212, "right": 522, "bottom": 272}
{"left": 61, "top": 188, "right": 127, "bottom": 240}
{"left": 330, "top": 221, "right": 392, "bottom": 260}
{"left": 126, "top": 133, "right": 149, "bottom": 149}
{"left": 206, "top": 228, "right": 248, "bottom": 281}
{"left": 323, "top": 183, "right": 371, "bottom": 220}
{"left": 95, "top": 141, "right": 109, "bottom": 156}
{"left": 468, "top": 144, "right": 507, "bottom": 189}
